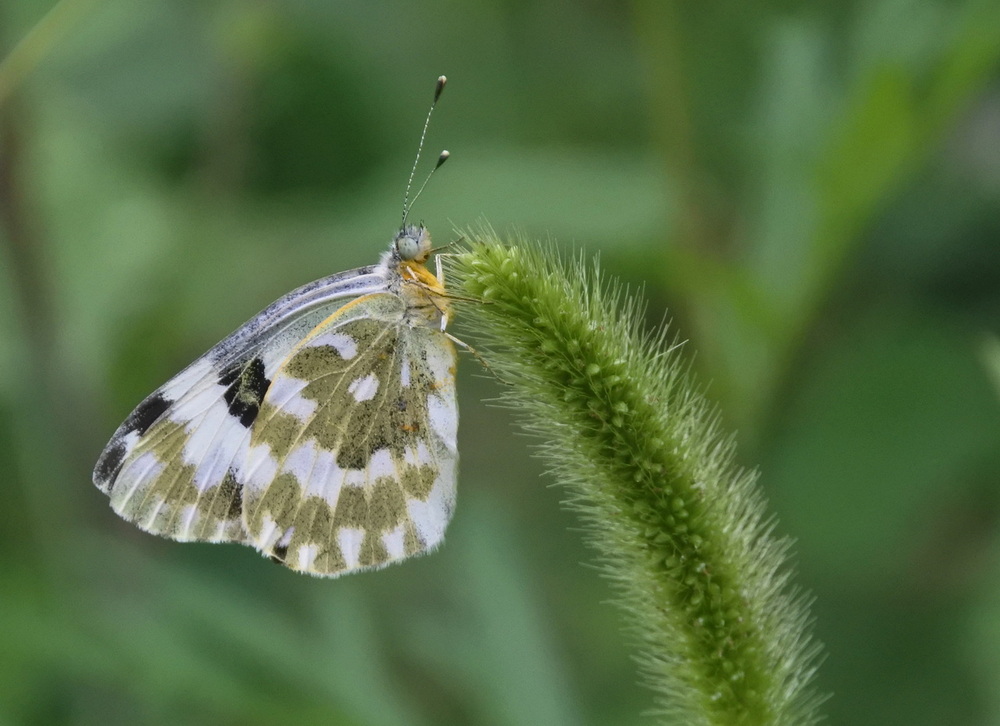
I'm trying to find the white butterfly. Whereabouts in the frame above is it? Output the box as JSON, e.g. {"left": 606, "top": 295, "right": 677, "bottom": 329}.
{"left": 94, "top": 77, "right": 460, "bottom": 577}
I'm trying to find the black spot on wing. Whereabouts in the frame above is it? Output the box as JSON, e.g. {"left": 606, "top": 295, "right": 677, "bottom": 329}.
{"left": 94, "top": 393, "right": 170, "bottom": 491}
{"left": 218, "top": 360, "right": 241, "bottom": 384}
{"left": 129, "top": 393, "right": 171, "bottom": 436}
{"left": 220, "top": 358, "right": 271, "bottom": 428}
{"left": 93, "top": 440, "right": 127, "bottom": 490}
{"left": 270, "top": 542, "right": 289, "bottom": 565}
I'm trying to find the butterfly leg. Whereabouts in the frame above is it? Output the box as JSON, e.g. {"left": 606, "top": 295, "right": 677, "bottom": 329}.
{"left": 444, "top": 332, "right": 510, "bottom": 385}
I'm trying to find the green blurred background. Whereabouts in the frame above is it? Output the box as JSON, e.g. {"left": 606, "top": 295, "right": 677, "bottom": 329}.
{"left": 2, "top": 0, "right": 1000, "bottom": 724}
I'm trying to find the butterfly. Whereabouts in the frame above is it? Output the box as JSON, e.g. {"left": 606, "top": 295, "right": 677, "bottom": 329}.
{"left": 93, "top": 77, "right": 459, "bottom": 577}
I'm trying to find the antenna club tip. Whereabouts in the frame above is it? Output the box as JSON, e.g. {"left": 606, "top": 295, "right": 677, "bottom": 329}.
{"left": 403, "top": 79, "right": 450, "bottom": 225}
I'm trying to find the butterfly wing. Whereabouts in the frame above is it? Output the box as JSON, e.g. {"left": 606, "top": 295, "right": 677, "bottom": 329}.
{"left": 93, "top": 266, "right": 390, "bottom": 543}
{"left": 240, "top": 292, "right": 459, "bottom": 576}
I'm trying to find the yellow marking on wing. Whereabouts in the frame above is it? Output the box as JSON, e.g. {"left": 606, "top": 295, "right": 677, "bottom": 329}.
{"left": 302, "top": 292, "right": 388, "bottom": 335}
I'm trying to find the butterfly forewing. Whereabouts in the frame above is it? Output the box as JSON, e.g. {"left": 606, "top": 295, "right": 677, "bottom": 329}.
{"left": 101, "top": 360, "right": 251, "bottom": 542}
{"left": 93, "top": 266, "right": 392, "bottom": 543}
{"left": 241, "top": 292, "right": 459, "bottom": 576}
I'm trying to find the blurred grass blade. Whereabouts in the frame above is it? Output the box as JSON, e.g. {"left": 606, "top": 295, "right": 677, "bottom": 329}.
{"left": 0, "top": 0, "right": 99, "bottom": 108}
{"left": 981, "top": 335, "right": 1000, "bottom": 401}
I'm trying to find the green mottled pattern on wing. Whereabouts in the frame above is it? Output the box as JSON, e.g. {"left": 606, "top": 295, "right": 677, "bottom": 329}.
{"left": 108, "top": 395, "right": 247, "bottom": 543}
{"left": 243, "top": 292, "right": 457, "bottom": 576}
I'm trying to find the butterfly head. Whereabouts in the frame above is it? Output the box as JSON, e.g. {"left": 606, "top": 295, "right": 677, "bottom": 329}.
{"left": 393, "top": 225, "right": 433, "bottom": 264}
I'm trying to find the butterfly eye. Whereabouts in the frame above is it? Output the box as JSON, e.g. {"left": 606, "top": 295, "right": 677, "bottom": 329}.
{"left": 395, "top": 234, "right": 419, "bottom": 260}
{"left": 396, "top": 227, "right": 433, "bottom": 262}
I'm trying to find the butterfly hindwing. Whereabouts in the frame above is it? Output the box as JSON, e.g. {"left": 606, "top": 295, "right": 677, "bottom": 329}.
{"left": 241, "top": 292, "right": 459, "bottom": 576}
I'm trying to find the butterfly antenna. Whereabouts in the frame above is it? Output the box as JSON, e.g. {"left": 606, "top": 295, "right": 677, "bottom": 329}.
{"left": 402, "top": 75, "right": 448, "bottom": 227}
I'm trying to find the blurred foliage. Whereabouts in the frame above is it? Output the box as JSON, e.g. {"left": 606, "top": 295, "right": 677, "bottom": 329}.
{"left": 0, "top": 0, "right": 998, "bottom": 724}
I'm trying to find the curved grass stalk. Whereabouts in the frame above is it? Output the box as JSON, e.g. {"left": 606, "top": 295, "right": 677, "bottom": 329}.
{"left": 450, "top": 228, "right": 825, "bottom": 726}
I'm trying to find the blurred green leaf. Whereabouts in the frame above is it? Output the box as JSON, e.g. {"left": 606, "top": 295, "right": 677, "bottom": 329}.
{"left": 767, "top": 307, "right": 1000, "bottom": 583}
{"left": 982, "top": 335, "right": 1000, "bottom": 400}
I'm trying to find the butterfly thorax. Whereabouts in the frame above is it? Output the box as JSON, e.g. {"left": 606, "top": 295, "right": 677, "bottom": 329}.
{"left": 385, "top": 226, "right": 451, "bottom": 332}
